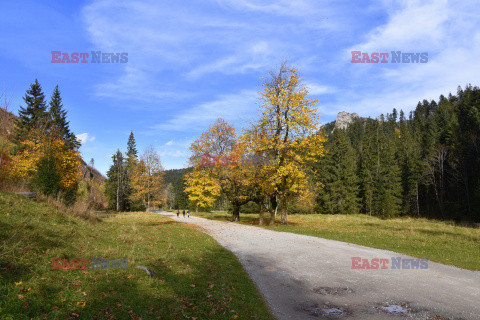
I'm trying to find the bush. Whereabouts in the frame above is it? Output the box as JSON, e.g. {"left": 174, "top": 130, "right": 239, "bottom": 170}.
{"left": 240, "top": 201, "right": 260, "bottom": 213}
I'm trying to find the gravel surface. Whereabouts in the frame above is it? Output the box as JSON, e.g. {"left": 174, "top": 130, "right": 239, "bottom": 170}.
{"left": 158, "top": 211, "right": 480, "bottom": 320}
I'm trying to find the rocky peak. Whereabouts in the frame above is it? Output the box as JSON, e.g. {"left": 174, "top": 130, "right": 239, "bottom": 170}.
{"left": 335, "top": 111, "right": 360, "bottom": 129}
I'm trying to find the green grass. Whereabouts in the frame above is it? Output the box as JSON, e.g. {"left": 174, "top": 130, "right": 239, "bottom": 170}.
{"left": 194, "top": 211, "right": 480, "bottom": 271}
{"left": 0, "top": 192, "right": 275, "bottom": 320}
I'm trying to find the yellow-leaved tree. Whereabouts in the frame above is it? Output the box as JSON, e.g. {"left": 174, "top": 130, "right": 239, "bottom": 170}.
{"left": 246, "top": 62, "right": 326, "bottom": 224}
{"left": 11, "top": 128, "right": 81, "bottom": 197}
{"left": 184, "top": 169, "right": 221, "bottom": 214}
{"left": 188, "top": 118, "right": 252, "bottom": 221}
{"left": 130, "top": 146, "right": 165, "bottom": 211}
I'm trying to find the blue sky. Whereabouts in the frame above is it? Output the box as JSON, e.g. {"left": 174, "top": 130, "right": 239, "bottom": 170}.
{"left": 1, "top": 0, "right": 479, "bottom": 175}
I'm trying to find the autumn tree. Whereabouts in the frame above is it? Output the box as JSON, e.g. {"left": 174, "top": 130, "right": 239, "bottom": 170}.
{"left": 184, "top": 169, "right": 221, "bottom": 214}
{"left": 11, "top": 128, "right": 81, "bottom": 199}
{"left": 247, "top": 63, "right": 326, "bottom": 224}
{"left": 189, "top": 118, "right": 251, "bottom": 221}
{"left": 130, "top": 146, "right": 165, "bottom": 211}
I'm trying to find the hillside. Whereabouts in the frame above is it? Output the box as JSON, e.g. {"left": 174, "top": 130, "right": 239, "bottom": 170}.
{"left": 0, "top": 192, "right": 274, "bottom": 319}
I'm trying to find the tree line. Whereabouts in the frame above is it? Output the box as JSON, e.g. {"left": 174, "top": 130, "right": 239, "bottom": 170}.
{"left": 104, "top": 133, "right": 165, "bottom": 211}
{"left": 317, "top": 86, "right": 480, "bottom": 222}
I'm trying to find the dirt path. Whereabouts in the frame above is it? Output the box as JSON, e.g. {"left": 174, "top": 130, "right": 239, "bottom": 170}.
{"left": 158, "top": 211, "right": 480, "bottom": 320}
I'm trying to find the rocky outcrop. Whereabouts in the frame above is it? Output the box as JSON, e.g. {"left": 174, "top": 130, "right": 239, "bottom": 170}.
{"left": 335, "top": 111, "right": 360, "bottom": 129}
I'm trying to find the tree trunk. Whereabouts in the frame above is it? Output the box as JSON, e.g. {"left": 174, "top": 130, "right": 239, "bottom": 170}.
{"left": 269, "top": 195, "right": 277, "bottom": 225}
{"left": 232, "top": 204, "right": 240, "bottom": 222}
{"left": 280, "top": 196, "right": 287, "bottom": 224}
{"left": 259, "top": 202, "right": 264, "bottom": 226}
{"left": 415, "top": 182, "right": 420, "bottom": 217}
{"left": 196, "top": 204, "right": 199, "bottom": 215}
{"left": 116, "top": 185, "right": 120, "bottom": 212}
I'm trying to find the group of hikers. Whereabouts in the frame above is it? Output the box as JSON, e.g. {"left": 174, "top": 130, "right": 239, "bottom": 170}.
{"left": 176, "top": 209, "right": 190, "bottom": 218}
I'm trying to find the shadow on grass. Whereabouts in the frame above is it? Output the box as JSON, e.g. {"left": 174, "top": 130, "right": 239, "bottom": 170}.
{"left": 0, "top": 216, "right": 273, "bottom": 319}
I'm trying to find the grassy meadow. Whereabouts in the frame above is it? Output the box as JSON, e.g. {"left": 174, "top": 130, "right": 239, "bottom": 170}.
{"left": 0, "top": 192, "right": 274, "bottom": 319}
{"left": 193, "top": 211, "right": 480, "bottom": 271}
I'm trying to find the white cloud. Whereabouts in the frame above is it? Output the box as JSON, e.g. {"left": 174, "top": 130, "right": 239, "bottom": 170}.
{"left": 80, "top": 0, "right": 339, "bottom": 101}
{"left": 306, "top": 83, "right": 334, "bottom": 95}
{"left": 341, "top": 0, "right": 480, "bottom": 117}
{"left": 165, "top": 140, "right": 173, "bottom": 146}
{"left": 76, "top": 133, "right": 96, "bottom": 145}
{"left": 151, "top": 90, "right": 258, "bottom": 132}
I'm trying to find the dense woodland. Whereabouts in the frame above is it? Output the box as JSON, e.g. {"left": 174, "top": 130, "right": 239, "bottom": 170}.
{"left": 317, "top": 85, "right": 480, "bottom": 222}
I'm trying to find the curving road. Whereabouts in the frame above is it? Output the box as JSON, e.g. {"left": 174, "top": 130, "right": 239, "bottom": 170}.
{"left": 157, "top": 211, "right": 480, "bottom": 320}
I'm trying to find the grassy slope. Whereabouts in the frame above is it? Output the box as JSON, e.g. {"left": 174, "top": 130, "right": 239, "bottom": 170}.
{"left": 194, "top": 211, "right": 480, "bottom": 271}
{"left": 0, "top": 192, "right": 274, "bottom": 320}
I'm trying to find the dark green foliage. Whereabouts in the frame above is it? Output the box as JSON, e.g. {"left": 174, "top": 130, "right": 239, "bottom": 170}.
{"left": 14, "top": 79, "right": 49, "bottom": 143}
{"left": 240, "top": 201, "right": 260, "bottom": 213}
{"left": 164, "top": 168, "right": 192, "bottom": 210}
{"left": 105, "top": 150, "right": 129, "bottom": 211}
{"left": 317, "top": 128, "right": 359, "bottom": 214}
{"left": 125, "top": 131, "right": 142, "bottom": 211}
{"left": 315, "top": 85, "right": 480, "bottom": 222}
{"left": 48, "top": 85, "right": 80, "bottom": 150}
{"left": 31, "top": 151, "right": 61, "bottom": 197}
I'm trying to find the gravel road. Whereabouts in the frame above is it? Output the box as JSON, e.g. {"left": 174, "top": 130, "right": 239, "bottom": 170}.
{"left": 157, "top": 211, "right": 480, "bottom": 320}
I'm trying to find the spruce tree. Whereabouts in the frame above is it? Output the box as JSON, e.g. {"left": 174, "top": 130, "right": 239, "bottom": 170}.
{"left": 15, "top": 79, "right": 49, "bottom": 143}
{"left": 375, "top": 120, "right": 402, "bottom": 217}
{"left": 358, "top": 119, "right": 379, "bottom": 215}
{"left": 318, "top": 129, "right": 359, "bottom": 214}
{"left": 31, "top": 149, "right": 61, "bottom": 197}
{"left": 105, "top": 150, "right": 128, "bottom": 211}
{"left": 125, "top": 132, "right": 140, "bottom": 211}
{"left": 48, "top": 85, "right": 80, "bottom": 150}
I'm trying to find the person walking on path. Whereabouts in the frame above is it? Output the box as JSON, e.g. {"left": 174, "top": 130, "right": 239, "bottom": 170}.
{"left": 182, "top": 210, "right": 185, "bottom": 218}
{"left": 176, "top": 210, "right": 179, "bottom": 217}
{"left": 187, "top": 210, "right": 190, "bottom": 218}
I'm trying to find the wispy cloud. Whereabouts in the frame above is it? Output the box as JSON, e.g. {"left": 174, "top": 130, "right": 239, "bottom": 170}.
{"left": 150, "top": 90, "right": 258, "bottom": 132}
{"left": 80, "top": 0, "right": 341, "bottom": 101}
{"left": 340, "top": 0, "right": 480, "bottom": 117}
